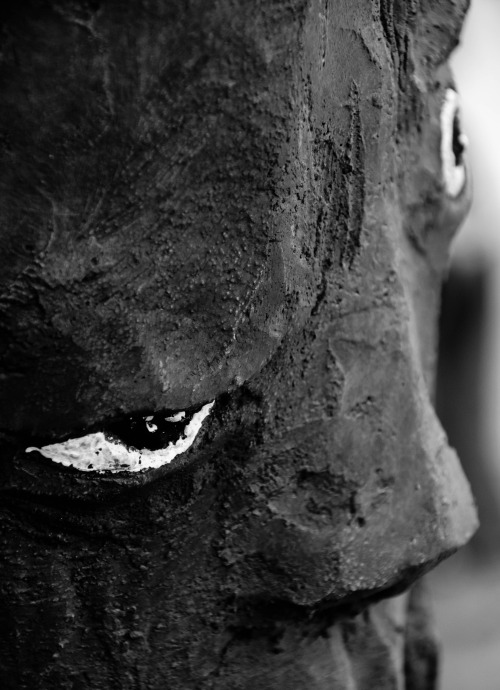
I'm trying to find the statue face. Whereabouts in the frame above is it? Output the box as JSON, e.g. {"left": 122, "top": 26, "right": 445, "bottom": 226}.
{"left": 0, "top": 0, "right": 476, "bottom": 685}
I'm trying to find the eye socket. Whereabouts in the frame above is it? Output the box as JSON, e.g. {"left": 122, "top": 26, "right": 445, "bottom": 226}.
{"left": 25, "top": 401, "right": 214, "bottom": 474}
{"left": 441, "top": 88, "right": 468, "bottom": 198}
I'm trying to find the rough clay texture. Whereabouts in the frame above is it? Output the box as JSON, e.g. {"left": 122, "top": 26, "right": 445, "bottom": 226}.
{"left": 0, "top": 0, "right": 476, "bottom": 688}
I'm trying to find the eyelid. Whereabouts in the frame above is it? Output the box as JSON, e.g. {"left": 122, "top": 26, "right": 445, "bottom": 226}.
{"left": 25, "top": 401, "right": 214, "bottom": 474}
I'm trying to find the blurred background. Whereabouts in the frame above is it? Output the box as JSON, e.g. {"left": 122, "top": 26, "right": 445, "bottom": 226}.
{"left": 431, "top": 0, "right": 500, "bottom": 688}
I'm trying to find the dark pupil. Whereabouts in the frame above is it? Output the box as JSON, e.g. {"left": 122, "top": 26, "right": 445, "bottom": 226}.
{"left": 105, "top": 410, "right": 195, "bottom": 451}
{"left": 452, "top": 112, "right": 465, "bottom": 166}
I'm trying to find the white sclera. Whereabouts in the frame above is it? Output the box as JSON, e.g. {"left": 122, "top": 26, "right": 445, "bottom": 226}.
{"left": 165, "top": 411, "right": 186, "bottom": 422}
{"left": 26, "top": 401, "right": 214, "bottom": 473}
{"left": 441, "top": 88, "right": 467, "bottom": 198}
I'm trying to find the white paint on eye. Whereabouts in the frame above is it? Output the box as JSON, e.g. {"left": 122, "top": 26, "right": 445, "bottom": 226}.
{"left": 146, "top": 421, "right": 157, "bottom": 432}
{"left": 165, "top": 411, "right": 186, "bottom": 422}
{"left": 441, "top": 88, "right": 467, "bottom": 198}
{"left": 25, "top": 401, "right": 214, "bottom": 473}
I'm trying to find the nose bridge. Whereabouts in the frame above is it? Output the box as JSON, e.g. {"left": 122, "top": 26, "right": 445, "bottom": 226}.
{"left": 323, "top": 223, "right": 477, "bottom": 585}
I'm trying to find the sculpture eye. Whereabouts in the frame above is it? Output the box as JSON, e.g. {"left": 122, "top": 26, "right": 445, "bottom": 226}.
{"left": 440, "top": 88, "right": 468, "bottom": 198}
{"left": 25, "top": 401, "right": 214, "bottom": 473}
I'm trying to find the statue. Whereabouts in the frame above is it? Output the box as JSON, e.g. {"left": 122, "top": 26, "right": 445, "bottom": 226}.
{"left": 0, "top": 0, "right": 477, "bottom": 687}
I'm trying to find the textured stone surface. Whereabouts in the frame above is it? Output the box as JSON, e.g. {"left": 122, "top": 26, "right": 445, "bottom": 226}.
{"left": 0, "top": 0, "right": 477, "bottom": 688}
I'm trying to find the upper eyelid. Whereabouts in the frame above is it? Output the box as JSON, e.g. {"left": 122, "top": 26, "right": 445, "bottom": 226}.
{"left": 413, "top": 2, "right": 469, "bottom": 68}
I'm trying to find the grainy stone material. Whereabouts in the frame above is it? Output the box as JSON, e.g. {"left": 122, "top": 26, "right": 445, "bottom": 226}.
{"left": 0, "top": 1, "right": 477, "bottom": 688}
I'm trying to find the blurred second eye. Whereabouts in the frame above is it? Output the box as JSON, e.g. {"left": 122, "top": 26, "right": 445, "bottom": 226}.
{"left": 441, "top": 88, "right": 468, "bottom": 198}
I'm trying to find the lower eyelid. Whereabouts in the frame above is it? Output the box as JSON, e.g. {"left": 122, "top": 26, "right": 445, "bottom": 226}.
{"left": 25, "top": 401, "right": 214, "bottom": 474}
